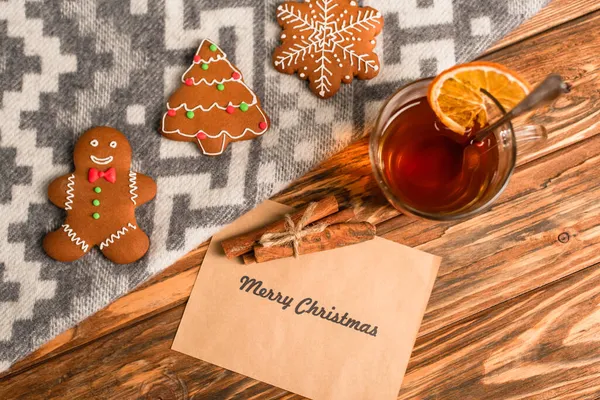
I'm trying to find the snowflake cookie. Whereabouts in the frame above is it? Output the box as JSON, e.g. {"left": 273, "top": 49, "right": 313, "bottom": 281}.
{"left": 273, "top": 0, "right": 383, "bottom": 99}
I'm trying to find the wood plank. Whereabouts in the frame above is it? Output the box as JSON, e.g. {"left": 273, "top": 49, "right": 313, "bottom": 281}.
{"left": 5, "top": 9, "right": 600, "bottom": 377}
{"left": 486, "top": 0, "right": 600, "bottom": 53}
{"left": 398, "top": 263, "right": 600, "bottom": 399}
{"left": 3, "top": 264, "right": 600, "bottom": 399}
{"left": 0, "top": 304, "right": 305, "bottom": 400}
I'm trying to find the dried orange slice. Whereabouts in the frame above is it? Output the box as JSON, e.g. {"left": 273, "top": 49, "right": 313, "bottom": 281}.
{"left": 428, "top": 61, "right": 531, "bottom": 134}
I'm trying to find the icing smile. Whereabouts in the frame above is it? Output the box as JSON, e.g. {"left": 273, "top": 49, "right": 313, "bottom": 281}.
{"left": 90, "top": 155, "right": 114, "bottom": 165}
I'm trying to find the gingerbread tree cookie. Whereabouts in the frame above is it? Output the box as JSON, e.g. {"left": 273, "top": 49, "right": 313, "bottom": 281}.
{"left": 43, "top": 127, "right": 157, "bottom": 264}
{"left": 161, "top": 39, "right": 270, "bottom": 156}
{"left": 273, "top": 0, "right": 384, "bottom": 99}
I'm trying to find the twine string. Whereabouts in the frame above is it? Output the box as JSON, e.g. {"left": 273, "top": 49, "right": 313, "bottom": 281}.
{"left": 259, "top": 202, "right": 328, "bottom": 257}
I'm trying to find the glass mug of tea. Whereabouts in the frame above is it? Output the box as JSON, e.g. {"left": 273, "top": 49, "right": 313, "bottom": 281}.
{"left": 370, "top": 78, "right": 547, "bottom": 221}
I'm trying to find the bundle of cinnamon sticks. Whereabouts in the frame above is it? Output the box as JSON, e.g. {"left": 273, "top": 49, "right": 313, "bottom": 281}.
{"left": 221, "top": 196, "right": 376, "bottom": 264}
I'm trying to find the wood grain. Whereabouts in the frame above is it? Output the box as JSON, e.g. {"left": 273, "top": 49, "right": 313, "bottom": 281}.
{"left": 0, "top": 304, "right": 305, "bottom": 400}
{"left": 4, "top": 7, "right": 600, "bottom": 381}
{"left": 399, "top": 263, "right": 600, "bottom": 400}
{"left": 487, "top": 0, "right": 600, "bottom": 53}
{"left": 3, "top": 265, "right": 600, "bottom": 400}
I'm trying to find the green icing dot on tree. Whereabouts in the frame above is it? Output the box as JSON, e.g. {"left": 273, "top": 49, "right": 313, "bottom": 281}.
{"left": 209, "top": 44, "right": 218, "bottom": 52}
{"left": 94, "top": 187, "right": 101, "bottom": 193}
{"left": 201, "top": 63, "right": 209, "bottom": 71}
{"left": 92, "top": 213, "right": 100, "bottom": 220}
{"left": 92, "top": 199, "right": 100, "bottom": 206}
{"left": 240, "top": 102, "right": 249, "bottom": 112}
{"left": 217, "top": 84, "right": 225, "bottom": 91}
{"left": 186, "top": 111, "right": 195, "bottom": 119}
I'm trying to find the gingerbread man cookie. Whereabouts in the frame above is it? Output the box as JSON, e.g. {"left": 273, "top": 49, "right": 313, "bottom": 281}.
{"left": 43, "top": 127, "right": 157, "bottom": 264}
{"left": 273, "top": 0, "right": 384, "bottom": 99}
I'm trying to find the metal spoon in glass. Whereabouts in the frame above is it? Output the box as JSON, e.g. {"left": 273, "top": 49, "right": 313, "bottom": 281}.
{"left": 459, "top": 74, "right": 571, "bottom": 178}
{"left": 473, "top": 73, "right": 571, "bottom": 144}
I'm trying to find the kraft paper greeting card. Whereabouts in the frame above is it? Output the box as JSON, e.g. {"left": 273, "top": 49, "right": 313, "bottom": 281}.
{"left": 172, "top": 201, "right": 440, "bottom": 400}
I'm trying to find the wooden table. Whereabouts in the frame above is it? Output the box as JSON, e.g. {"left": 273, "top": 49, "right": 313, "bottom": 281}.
{"left": 2, "top": 1, "right": 600, "bottom": 398}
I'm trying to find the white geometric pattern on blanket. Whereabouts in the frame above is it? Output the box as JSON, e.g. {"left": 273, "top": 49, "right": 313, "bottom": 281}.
{"left": 391, "top": 0, "right": 454, "bottom": 28}
{"left": 0, "top": 0, "right": 76, "bottom": 342}
{"left": 148, "top": 140, "right": 251, "bottom": 275}
{"left": 374, "top": 39, "right": 457, "bottom": 83}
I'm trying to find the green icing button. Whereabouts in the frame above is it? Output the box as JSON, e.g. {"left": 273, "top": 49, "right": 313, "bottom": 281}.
{"left": 201, "top": 63, "right": 209, "bottom": 71}
{"left": 92, "top": 199, "right": 100, "bottom": 206}
{"left": 209, "top": 44, "right": 218, "bottom": 52}
{"left": 94, "top": 187, "right": 101, "bottom": 193}
{"left": 92, "top": 212, "right": 100, "bottom": 220}
{"left": 240, "top": 102, "right": 249, "bottom": 112}
{"left": 186, "top": 111, "right": 195, "bottom": 119}
{"left": 217, "top": 83, "right": 225, "bottom": 91}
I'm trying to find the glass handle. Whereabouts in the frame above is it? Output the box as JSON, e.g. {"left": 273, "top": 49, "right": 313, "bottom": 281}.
{"left": 513, "top": 124, "right": 547, "bottom": 153}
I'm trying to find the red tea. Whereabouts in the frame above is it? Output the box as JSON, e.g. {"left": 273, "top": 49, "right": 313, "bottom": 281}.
{"left": 380, "top": 97, "right": 499, "bottom": 214}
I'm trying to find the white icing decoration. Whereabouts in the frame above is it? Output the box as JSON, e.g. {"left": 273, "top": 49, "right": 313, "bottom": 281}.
{"left": 90, "top": 155, "right": 113, "bottom": 165}
{"left": 110, "top": 141, "right": 117, "bottom": 148}
{"left": 281, "top": 33, "right": 287, "bottom": 39}
{"left": 128, "top": 171, "right": 138, "bottom": 205}
{"left": 304, "top": 66, "right": 308, "bottom": 70}
{"left": 300, "top": 72, "right": 306, "bottom": 77}
{"left": 274, "top": 1, "right": 382, "bottom": 97}
{"left": 62, "top": 224, "right": 89, "bottom": 252}
{"left": 90, "top": 139, "right": 98, "bottom": 147}
{"left": 345, "top": 75, "right": 350, "bottom": 79}
{"left": 181, "top": 56, "right": 239, "bottom": 86}
{"left": 99, "top": 223, "right": 137, "bottom": 250}
{"left": 64, "top": 174, "right": 75, "bottom": 210}
{"left": 293, "top": 35, "right": 297, "bottom": 39}
{"left": 370, "top": 40, "right": 375, "bottom": 44}
{"left": 161, "top": 39, "right": 269, "bottom": 156}
{"left": 192, "top": 54, "right": 225, "bottom": 64}
{"left": 165, "top": 95, "right": 258, "bottom": 113}
{"left": 181, "top": 74, "right": 238, "bottom": 87}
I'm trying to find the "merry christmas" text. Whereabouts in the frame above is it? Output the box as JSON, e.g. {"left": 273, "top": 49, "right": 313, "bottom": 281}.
{"left": 239, "top": 275, "right": 378, "bottom": 337}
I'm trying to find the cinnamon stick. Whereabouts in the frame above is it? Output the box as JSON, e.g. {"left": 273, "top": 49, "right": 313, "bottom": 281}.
{"left": 242, "top": 253, "right": 257, "bottom": 265}
{"left": 253, "top": 222, "right": 376, "bottom": 263}
{"left": 221, "top": 196, "right": 339, "bottom": 258}
{"left": 240, "top": 209, "right": 355, "bottom": 265}
{"left": 307, "top": 208, "right": 355, "bottom": 227}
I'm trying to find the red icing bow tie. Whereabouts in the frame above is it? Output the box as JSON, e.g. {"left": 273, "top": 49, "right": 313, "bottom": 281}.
{"left": 88, "top": 167, "right": 116, "bottom": 183}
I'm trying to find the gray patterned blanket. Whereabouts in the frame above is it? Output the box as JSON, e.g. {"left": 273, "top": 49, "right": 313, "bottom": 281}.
{"left": 0, "top": 0, "right": 549, "bottom": 371}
